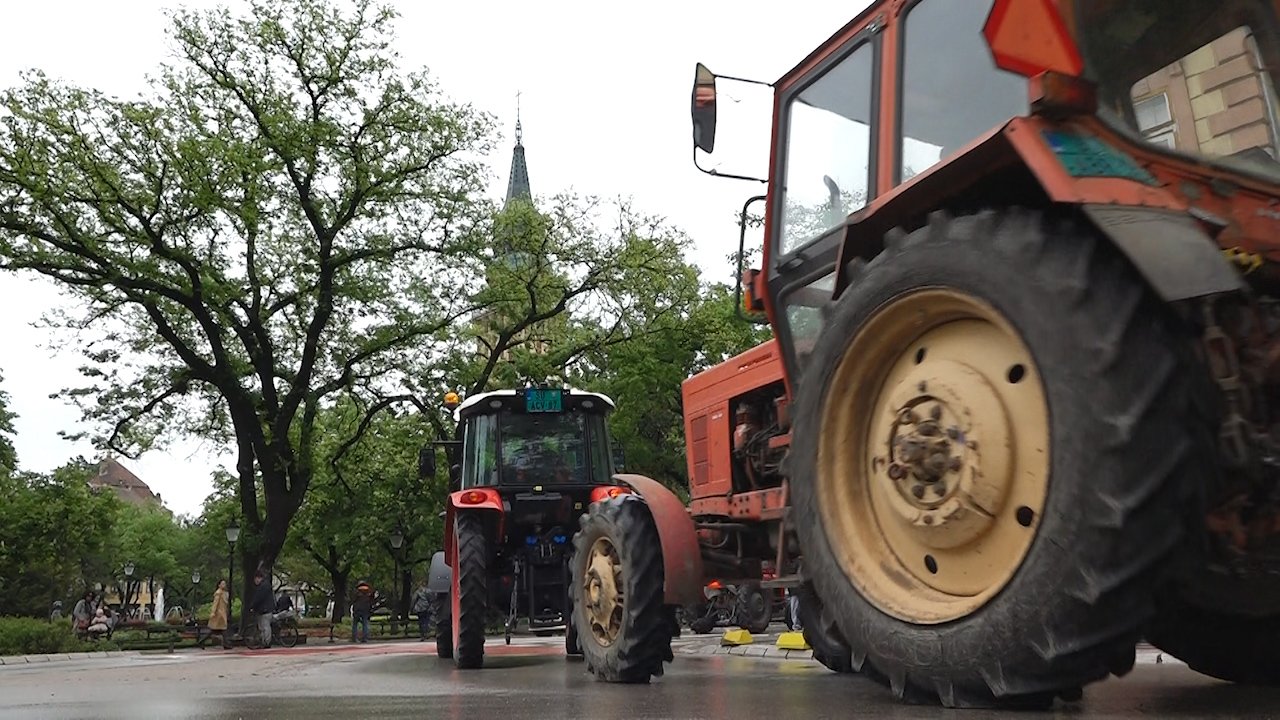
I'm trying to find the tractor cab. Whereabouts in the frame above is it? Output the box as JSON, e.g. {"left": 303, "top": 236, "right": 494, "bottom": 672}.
{"left": 453, "top": 386, "right": 617, "bottom": 491}
{"left": 429, "top": 386, "right": 631, "bottom": 669}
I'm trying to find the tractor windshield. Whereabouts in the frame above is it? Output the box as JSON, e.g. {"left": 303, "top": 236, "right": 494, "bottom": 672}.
{"left": 1075, "top": 0, "right": 1280, "bottom": 181}
{"left": 460, "top": 409, "right": 612, "bottom": 488}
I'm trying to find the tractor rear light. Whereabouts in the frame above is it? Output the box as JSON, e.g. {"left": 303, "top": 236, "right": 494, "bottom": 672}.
{"left": 460, "top": 490, "right": 489, "bottom": 505}
{"left": 706, "top": 580, "right": 723, "bottom": 590}
{"left": 590, "top": 485, "right": 632, "bottom": 503}
{"left": 1030, "top": 71, "right": 1097, "bottom": 117}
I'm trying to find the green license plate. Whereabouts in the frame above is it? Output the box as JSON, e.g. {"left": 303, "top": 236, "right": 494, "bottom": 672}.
{"left": 524, "top": 388, "right": 563, "bottom": 413}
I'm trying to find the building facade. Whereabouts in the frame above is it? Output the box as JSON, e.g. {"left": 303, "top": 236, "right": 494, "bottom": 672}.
{"left": 1131, "top": 26, "right": 1280, "bottom": 162}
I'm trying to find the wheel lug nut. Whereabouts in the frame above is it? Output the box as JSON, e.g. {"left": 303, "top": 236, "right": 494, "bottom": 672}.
{"left": 918, "top": 381, "right": 927, "bottom": 392}
{"left": 922, "top": 515, "right": 934, "bottom": 525}
{"left": 912, "top": 484, "right": 925, "bottom": 499}
{"left": 949, "top": 457, "right": 962, "bottom": 472}
{"left": 930, "top": 404, "right": 942, "bottom": 421}
{"left": 946, "top": 427, "right": 960, "bottom": 440}
{"left": 888, "top": 464, "right": 906, "bottom": 480}
{"left": 931, "top": 485, "right": 945, "bottom": 497}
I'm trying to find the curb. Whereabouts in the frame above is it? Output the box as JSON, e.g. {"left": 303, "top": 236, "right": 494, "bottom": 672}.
{"left": 0, "top": 651, "right": 141, "bottom": 667}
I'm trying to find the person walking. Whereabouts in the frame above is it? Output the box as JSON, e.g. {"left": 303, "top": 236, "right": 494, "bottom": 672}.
{"left": 351, "top": 580, "right": 374, "bottom": 643}
{"left": 251, "top": 570, "right": 275, "bottom": 648}
{"left": 200, "top": 579, "right": 230, "bottom": 649}
{"left": 411, "top": 582, "right": 432, "bottom": 641}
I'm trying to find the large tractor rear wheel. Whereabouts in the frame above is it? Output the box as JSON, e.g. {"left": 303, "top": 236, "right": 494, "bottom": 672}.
{"left": 571, "top": 495, "right": 673, "bottom": 683}
{"left": 1146, "top": 593, "right": 1280, "bottom": 684}
{"left": 452, "top": 512, "right": 489, "bottom": 669}
{"left": 790, "top": 209, "right": 1214, "bottom": 708}
{"left": 796, "top": 583, "right": 853, "bottom": 674}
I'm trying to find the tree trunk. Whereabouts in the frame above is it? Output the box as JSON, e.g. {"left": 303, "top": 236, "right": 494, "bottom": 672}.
{"left": 330, "top": 569, "right": 350, "bottom": 625}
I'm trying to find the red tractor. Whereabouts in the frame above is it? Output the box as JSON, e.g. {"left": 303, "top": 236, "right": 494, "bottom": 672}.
{"left": 426, "top": 385, "right": 630, "bottom": 669}
{"left": 572, "top": 0, "right": 1280, "bottom": 707}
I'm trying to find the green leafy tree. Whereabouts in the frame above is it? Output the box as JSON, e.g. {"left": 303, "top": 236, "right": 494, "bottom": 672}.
{"left": 0, "top": 371, "right": 15, "bottom": 476}
{"left": 284, "top": 398, "right": 443, "bottom": 623}
{"left": 0, "top": 0, "right": 495, "bottom": 621}
{"left": 0, "top": 459, "right": 122, "bottom": 616}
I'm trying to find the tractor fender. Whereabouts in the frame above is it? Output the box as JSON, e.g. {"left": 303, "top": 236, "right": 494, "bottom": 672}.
{"left": 443, "top": 488, "right": 505, "bottom": 567}
{"left": 613, "top": 473, "right": 704, "bottom": 606}
{"left": 835, "top": 118, "right": 1244, "bottom": 304}
{"left": 427, "top": 550, "right": 451, "bottom": 594}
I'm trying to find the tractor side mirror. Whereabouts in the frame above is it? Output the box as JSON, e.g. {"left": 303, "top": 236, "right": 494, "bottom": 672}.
{"left": 691, "top": 62, "right": 718, "bottom": 154}
{"left": 418, "top": 445, "right": 437, "bottom": 481}
{"left": 449, "top": 464, "right": 461, "bottom": 490}
{"left": 612, "top": 447, "right": 627, "bottom": 473}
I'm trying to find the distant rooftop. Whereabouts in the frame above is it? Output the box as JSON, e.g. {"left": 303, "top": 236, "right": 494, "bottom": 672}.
{"left": 89, "top": 457, "right": 162, "bottom": 507}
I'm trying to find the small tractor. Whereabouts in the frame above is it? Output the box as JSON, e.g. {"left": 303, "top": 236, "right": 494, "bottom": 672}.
{"left": 570, "top": 0, "right": 1280, "bottom": 707}
{"left": 425, "top": 385, "right": 630, "bottom": 669}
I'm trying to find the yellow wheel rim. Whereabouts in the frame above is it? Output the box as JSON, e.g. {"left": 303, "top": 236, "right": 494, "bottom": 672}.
{"left": 583, "top": 536, "right": 624, "bottom": 646}
{"left": 817, "top": 288, "right": 1049, "bottom": 624}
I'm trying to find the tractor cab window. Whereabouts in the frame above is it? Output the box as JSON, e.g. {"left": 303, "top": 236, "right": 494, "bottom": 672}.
{"left": 898, "top": 0, "right": 1026, "bottom": 182}
{"left": 461, "top": 413, "right": 499, "bottom": 489}
{"left": 498, "top": 411, "right": 591, "bottom": 486}
{"left": 783, "top": 272, "right": 836, "bottom": 371}
{"left": 777, "top": 40, "right": 874, "bottom": 257}
{"left": 1078, "top": 0, "right": 1280, "bottom": 181}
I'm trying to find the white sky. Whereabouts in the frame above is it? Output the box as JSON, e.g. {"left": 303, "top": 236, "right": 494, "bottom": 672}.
{"left": 0, "top": 0, "right": 867, "bottom": 516}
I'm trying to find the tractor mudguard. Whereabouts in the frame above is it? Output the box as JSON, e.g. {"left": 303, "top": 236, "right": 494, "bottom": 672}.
{"left": 613, "top": 473, "right": 704, "bottom": 606}
{"left": 427, "top": 550, "right": 451, "bottom": 593}
{"left": 1078, "top": 205, "right": 1245, "bottom": 301}
{"left": 443, "top": 488, "right": 505, "bottom": 564}
{"left": 834, "top": 117, "right": 1244, "bottom": 304}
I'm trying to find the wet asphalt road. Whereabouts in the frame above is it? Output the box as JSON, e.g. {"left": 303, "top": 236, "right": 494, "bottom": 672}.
{"left": 4, "top": 637, "right": 1280, "bottom": 719}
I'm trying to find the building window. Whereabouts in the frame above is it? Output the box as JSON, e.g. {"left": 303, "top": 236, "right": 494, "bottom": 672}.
{"left": 1133, "top": 93, "right": 1176, "bottom": 148}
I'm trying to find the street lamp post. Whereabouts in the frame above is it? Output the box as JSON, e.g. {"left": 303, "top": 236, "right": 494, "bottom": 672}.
{"left": 225, "top": 520, "right": 240, "bottom": 632}
{"left": 190, "top": 570, "right": 201, "bottom": 621}
{"left": 123, "top": 561, "right": 135, "bottom": 618}
{"left": 390, "top": 528, "right": 404, "bottom": 632}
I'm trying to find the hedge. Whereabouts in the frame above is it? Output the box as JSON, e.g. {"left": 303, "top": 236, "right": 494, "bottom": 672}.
{"left": 0, "top": 617, "right": 119, "bottom": 655}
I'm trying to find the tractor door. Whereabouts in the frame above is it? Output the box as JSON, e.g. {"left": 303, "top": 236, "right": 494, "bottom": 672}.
{"left": 765, "top": 23, "right": 880, "bottom": 386}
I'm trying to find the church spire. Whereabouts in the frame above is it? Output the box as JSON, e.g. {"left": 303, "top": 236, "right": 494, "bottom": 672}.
{"left": 504, "top": 91, "right": 531, "bottom": 206}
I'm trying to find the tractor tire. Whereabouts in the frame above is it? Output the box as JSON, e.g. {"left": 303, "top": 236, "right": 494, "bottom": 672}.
{"left": 571, "top": 495, "right": 673, "bottom": 683}
{"left": 736, "top": 583, "right": 771, "bottom": 634}
{"left": 1146, "top": 593, "right": 1280, "bottom": 684}
{"left": 453, "top": 512, "right": 488, "bottom": 670}
{"left": 789, "top": 209, "right": 1215, "bottom": 708}
{"left": 796, "top": 583, "right": 853, "bottom": 674}
{"left": 566, "top": 619, "right": 582, "bottom": 657}
{"left": 433, "top": 592, "right": 452, "bottom": 659}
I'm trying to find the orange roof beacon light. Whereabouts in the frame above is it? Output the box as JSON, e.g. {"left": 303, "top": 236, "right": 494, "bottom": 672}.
{"left": 982, "top": 0, "right": 1083, "bottom": 78}
{"left": 443, "top": 391, "right": 460, "bottom": 411}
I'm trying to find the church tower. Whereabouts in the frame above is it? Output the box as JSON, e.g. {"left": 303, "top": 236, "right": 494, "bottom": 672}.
{"left": 504, "top": 94, "right": 531, "bottom": 207}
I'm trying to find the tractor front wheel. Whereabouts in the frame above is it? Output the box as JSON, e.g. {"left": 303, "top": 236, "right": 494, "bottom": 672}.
{"left": 571, "top": 495, "right": 673, "bottom": 683}
{"left": 452, "top": 512, "right": 489, "bottom": 669}
{"left": 433, "top": 592, "right": 452, "bottom": 659}
{"left": 790, "top": 209, "right": 1213, "bottom": 708}
{"left": 735, "top": 583, "right": 771, "bottom": 634}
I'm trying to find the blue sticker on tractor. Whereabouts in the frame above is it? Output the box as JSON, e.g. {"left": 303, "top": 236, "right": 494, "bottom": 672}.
{"left": 1042, "top": 129, "right": 1159, "bottom": 185}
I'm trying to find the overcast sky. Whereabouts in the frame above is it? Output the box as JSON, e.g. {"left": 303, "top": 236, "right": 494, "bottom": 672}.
{"left": 0, "top": 0, "right": 868, "bottom": 516}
